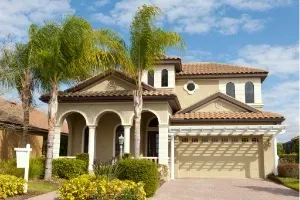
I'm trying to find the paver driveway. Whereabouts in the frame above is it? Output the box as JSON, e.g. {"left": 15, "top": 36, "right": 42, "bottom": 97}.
{"left": 151, "top": 179, "right": 299, "bottom": 200}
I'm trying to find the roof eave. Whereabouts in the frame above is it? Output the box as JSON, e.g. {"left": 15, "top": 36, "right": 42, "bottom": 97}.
{"left": 176, "top": 73, "right": 268, "bottom": 82}
{"left": 170, "top": 118, "right": 285, "bottom": 124}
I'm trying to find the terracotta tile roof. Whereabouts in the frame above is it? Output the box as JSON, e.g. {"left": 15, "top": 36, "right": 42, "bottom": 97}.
{"left": 56, "top": 90, "right": 177, "bottom": 98}
{"left": 177, "top": 62, "right": 268, "bottom": 76}
{"left": 172, "top": 111, "right": 284, "bottom": 120}
{"left": 0, "top": 98, "right": 68, "bottom": 133}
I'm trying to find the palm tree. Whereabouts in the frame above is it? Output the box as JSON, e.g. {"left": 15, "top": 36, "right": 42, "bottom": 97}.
{"left": 129, "top": 5, "right": 185, "bottom": 158}
{"left": 31, "top": 16, "right": 127, "bottom": 179}
{"left": 0, "top": 25, "right": 38, "bottom": 147}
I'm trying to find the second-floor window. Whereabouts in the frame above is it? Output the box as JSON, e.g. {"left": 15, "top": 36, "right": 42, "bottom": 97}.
{"left": 148, "top": 70, "right": 154, "bottom": 86}
{"left": 161, "top": 69, "right": 168, "bottom": 87}
{"left": 226, "top": 82, "right": 235, "bottom": 98}
{"left": 245, "top": 81, "right": 254, "bottom": 103}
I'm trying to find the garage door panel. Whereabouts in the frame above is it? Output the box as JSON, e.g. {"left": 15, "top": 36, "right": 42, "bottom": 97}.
{"left": 176, "top": 136, "right": 262, "bottom": 178}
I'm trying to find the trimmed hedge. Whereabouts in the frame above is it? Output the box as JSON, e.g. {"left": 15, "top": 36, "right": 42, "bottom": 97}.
{"left": 118, "top": 159, "right": 158, "bottom": 197}
{"left": 279, "top": 154, "right": 299, "bottom": 164}
{"left": 52, "top": 158, "right": 87, "bottom": 179}
{"left": 76, "top": 153, "right": 89, "bottom": 172}
{"left": 278, "top": 163, "right": 299, "bottom": 178}
{"left": 0, "top": 175, "right": 26, "bottom": 199}
{"left": 0, "top": 157, "right": 45, "bottom": 179}
{"left": 58, "top": 175, "right": 146, "bottom": 200}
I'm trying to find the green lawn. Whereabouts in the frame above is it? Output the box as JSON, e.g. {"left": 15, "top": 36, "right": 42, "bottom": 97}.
{"left": 277, "top": 177, "right": 299, "bottom": 192}
{"left": 28, "top": 180, "right": 60, "bottom": 193}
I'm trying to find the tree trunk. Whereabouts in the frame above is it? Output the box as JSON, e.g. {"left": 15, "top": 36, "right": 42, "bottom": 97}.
{"left": 21, "top": 72, "right": 31, "bottom": 147}
{"left": 44, "top": 83, "right": 58, "bottom": 180}
{"left": 133, "top": 69, "right": 143, "bottom": 158}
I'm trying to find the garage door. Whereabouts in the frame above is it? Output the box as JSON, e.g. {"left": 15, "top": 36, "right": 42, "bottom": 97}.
{"left": 176, "top": 136, "right": 263, "bottom": 178}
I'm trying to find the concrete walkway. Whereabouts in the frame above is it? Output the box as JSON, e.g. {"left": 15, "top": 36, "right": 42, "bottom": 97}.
{"left": 26, "top": 191, "right": 58, "bottom": 200}
{"left": 150, "top": 179, "right": 299, "bottom": 200}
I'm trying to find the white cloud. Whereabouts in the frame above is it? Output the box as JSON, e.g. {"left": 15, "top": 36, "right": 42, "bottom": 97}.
{"left": 231, "top": 44, "right": 299, "bottom": 76}
{"left": 263, "top": 80, "right": 299, "bottom": 142}
{"left": 90, "top": 0, "right": 291, "bottom": 34}
{"left": 230, "top": 43, "right": 299, "bottom": 142}
{"left": 94, "top": 0, "right": 110, "bottom": 7}
{"left": 223, "top": 0, "right": 292, "bottom": 11}
{"left": 0, "top": 0, "right": 74, "bottom": 41}
{"left": 180, "top": 49, "right": 212, "bottom": 62}
{"left": 92, "top": 13, "right": 116, "bottom": 25}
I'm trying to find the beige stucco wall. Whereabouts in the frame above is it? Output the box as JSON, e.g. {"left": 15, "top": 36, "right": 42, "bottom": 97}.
{"left": 193, "top": 99, "right": 247, "bottom": 112}
{"left": 175, "top": 79, "right": 219, "bottom": 108}
{"left": 67, "top": 113, "right": 86, "bottom": 156}
{"left": 0, "top": 129, "right": 43, "bottom": 160}
{"left": 57, "top": 102, "right": 170, "bottom": 127}
{"left": 85, "top": 76, "right": 135, "bottom": 92}
{"left": 262, "top": 135, "right": 275, "bottom": 177}
{"left": 173, "top": 135, "right": 271, "bottom": 179}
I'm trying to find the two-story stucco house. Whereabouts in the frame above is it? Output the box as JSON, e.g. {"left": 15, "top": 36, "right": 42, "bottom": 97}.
{"left": 40, "top": 56, "right": 286, "bottom": 180}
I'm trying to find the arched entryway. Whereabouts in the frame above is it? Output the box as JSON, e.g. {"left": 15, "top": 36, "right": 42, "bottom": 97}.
{"left": 140, "top": 111, "right": 160, "bottom": 157}
{"left": 58, "top": 111, "right": 88, "bottom": 157}
{"left": 94, "top": 111, "right": 123, "bottom": 162}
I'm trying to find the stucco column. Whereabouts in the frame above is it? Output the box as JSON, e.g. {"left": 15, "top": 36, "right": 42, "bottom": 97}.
{"left": 273, "top": 135, "right": 279, "bottom": 175}
{"left": 88, "top": 125, "right": 96, "bottom": 172}
{"left": 53, "top": 126, "right": 61, "bottom": 158}
{"left": 170, "top": 134, "right": 175, "bottom": 180}
{"left": 123, "top": 125, "right": 131, "bottom": 154}
{"left": 158, "top": 124, "right": 169, "bottom": 165}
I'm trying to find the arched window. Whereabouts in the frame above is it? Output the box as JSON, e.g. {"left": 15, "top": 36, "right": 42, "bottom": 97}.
{"left": 226, "top": 82, "right": 235, "bottom": 98}
{"left": 161, "top": 69, "right": 168, "bottom": 87}
{"left": 83, "top": 127, "right": 89, "bottom": 153}
{"left": 245, "top": 82, "right": 254, "bottom": 103}
{"left": 148, "top": 70, "right": 154, "bottom": 87}
{"left": 115, "top": 125, "right": 124, "bottom": 157}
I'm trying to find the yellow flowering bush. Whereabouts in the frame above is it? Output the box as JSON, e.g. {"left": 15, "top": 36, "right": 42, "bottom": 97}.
{"left": 0, "top": 175, "right": 26, "bottom": 199}
{"left": 59, "top": 175, "right": 146, "bottom": 200}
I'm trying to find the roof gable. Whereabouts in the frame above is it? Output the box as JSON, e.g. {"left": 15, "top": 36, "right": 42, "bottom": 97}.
{"left": 177, "top": 92, "right": 259, "bottom": 114}
{"left": 192, "top": 98, "right": 247, "bottom": 112}
{"left": 65, "top": 70, "right": 155, "bottom": 93}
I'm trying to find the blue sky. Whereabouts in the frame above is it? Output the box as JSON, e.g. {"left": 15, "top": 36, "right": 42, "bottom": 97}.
{"left": 0, "top": 0, "right": 298, "bottom": 142}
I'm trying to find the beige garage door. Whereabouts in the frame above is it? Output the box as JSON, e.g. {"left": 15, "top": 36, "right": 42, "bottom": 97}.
{"left": 176, "top": 136, "right": 263, "bottom": 179}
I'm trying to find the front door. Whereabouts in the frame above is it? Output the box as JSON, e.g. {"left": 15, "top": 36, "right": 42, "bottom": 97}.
{"left": 148, "top": 131, "right": 158, "bottom": 157}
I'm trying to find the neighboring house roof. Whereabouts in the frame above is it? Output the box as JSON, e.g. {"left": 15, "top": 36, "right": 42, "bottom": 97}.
{"left": 176, "top": 62, "right": 268, "bottom": 81}
{"left": 0, "top": 98, "right": 68, "bottom": 134}
{"left": 65, "top": 69, "right": 155, "bottom": 93}
{"left": 292, "top": 136, "right": 299, "bottom": 141}
{"left": 177, "top": 92, "right": 260, "bottom": 114}
{"left": 171, "top": 111, "right": 284, "bottom": 123}
{"left": 40, "top": 90, "right": 181, "bottom": 112}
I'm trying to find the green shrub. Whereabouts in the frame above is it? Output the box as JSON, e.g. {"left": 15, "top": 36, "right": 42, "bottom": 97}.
{"left": 52, "top": 158, "right": 86, "bottom": 179}
{"left": 0, "top": 175, "right": 26, "bottom": 199}
{"left": 93, "top": 163, "right": 123, "bottom": 180}
{"left": 0, "top": 158, "right": 45, "bottom": 179}
{"left": 277, "top": 143, "right": 285, "bottom": 155}
{"left": 76, "top": 153, "right": 89, "bottom": 172}
{"left": 278, "top": 163, "right": 299, "bottom": 178}
{"left": 29, "top": 157, "right": 45, "bottom": 179}
{"left": 279, "top": 154, "right": 299, "bottom": 163}
{"left": 58, "top": 175, "right": 146, "bottom": 200}
{"left": 118, "top": 159, "right": 158, "bottom": 197}
{"left": 123, "top": 153, "right": 131, "bottom": 159}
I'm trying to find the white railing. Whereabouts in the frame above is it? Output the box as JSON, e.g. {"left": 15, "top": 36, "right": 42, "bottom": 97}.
{"left": 140, "top": 156, "right": 158, "bottom": 163}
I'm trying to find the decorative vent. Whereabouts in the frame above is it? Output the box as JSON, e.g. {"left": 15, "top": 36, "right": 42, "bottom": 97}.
{"left": 202, "top": 138, "right": 208, "bottom": 142}
{"left": 252, "top": 138, "right": 259, "bottom": 142}
{"left": 242, "top": 138, "right": 249, "bottom": 142}
{"left": 232, "top": 138, "right": 238, "bottom": 143}
{"left": 211, "top": 138, "right": 218, "bottom": 142}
